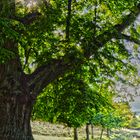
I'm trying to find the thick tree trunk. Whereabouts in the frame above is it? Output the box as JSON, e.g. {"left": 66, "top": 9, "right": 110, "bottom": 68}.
{"left": 74, "top": 128, "right": 78, "bottom": 140}
{"left": 0, "top": 40, "right": 35, "bottom": 139}
{"left": 0, "top": 95, "right": 34, "bottom": 140}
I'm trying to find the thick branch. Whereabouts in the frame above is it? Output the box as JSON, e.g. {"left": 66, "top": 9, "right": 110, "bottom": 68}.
{"left": 27, "top": 3, "right": 140, "bottom": 98}
{"left": 42, "top": 0, "right": 50, "bottom": 8}
{"left": 117, "top": 34, "right": 140, "bottom": 45}
{"left": 18, "top": 12, "right": 41, "bottom": 25}
{"left": 115, "top": 4, "right": 140, "bottom": 32}
{"left": 66, "top": 0, "right": 72, "bottom": 41}
{"left": 27, "top": 59, "right": 72, "bottom": 96}
{"left": 95, "top": 3, "right": 140, "bottom": 46}
{"left": 16, "top": 0, "right": 51, "bottom": 24}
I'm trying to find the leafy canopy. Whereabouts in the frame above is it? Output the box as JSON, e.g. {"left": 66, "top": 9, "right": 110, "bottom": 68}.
{"left": 1, "top": 0, "right": 140, "bottom": 73}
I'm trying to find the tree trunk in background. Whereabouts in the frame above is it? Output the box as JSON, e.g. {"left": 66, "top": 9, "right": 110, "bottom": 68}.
{"left": 100, "top": 128, "right": 104, "bottom": 140}
{"left": 91, "top": 124, "right": 94, "bottom": 139}
{"left": 86, "top": 124, "right": 90, "bottom": 140}
{"left": 68, "top": 127, "right": 71, "bottom": 136}
{"left": 74, "top": 128, "right": 78, "bottom": 140}
{"left": 107, "top": 128, "right": 110, "bottom": 138}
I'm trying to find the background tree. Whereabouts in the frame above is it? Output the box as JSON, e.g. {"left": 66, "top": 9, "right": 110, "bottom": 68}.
{"left": 90, "top": 102, "right": 133, "bottom": 140}
{"left": 32, "top": 66, "right": 112, "bottom": 140}
{"left": 0, "top": 0, "right": 140, "bottom": 139}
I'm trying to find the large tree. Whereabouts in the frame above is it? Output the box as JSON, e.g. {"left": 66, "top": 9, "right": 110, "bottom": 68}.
{"left": 0, "top": 0, "right": 140, "bottom": 139}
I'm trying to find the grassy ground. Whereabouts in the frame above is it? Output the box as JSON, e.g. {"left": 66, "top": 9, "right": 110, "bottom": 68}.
{"left": 33, "top": 135, "right": 72, "bottom": 140}
{"left": 31, "top": 121, "right": 140, "bottom": 140}
{"left": 33, "top": 134, "right": 140, "bottom": 140}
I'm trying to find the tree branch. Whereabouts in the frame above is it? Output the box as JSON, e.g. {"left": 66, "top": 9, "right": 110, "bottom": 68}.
{"left": 66, "top": 0, "right": 72, "bottom": 42}
{"left": 95, "top": 3, "right": 140, "bottom": 47}
{"left": 16, "top": 0, "right": 51, "bottom": 25}
{"left": 116, "top": 34, "right": 140, "bottom": 45}
{"left": 115, "top": 4, "right": 140, "bottom": 32}
{"left": 18, "top": 12, "right": 41, "bottom": 25}
{"left": 27, "top": 59, "right": 72, "bottom": 96}
{"left": 26, "top": 3, "right": 140, "bottom": 98}
{"left": 42, "top": 0, "right": 50, "bottom": 8}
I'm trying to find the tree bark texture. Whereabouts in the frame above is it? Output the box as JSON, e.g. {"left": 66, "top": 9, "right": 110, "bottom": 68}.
{"left": 0, "top": 41, "right": 34, "bottom": 139}
{"left": 0, "top": 95, "right": 33, "bottom": 140}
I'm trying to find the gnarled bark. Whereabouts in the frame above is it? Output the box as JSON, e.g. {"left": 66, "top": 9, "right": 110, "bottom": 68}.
{"left": 0, "top": 95, "right": 33, "bottom": 140}
{"left": 0, "top": 40, "right": 34, "bottom": 140}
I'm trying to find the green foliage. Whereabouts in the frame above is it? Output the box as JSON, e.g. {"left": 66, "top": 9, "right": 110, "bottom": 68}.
{"left": 0, "top": 47, "right": 15, "bottom": 63}
{"left": 1, "top": 0, "right": 139, "bottom": 132}
{"left": 1, "top": 0, "right": 139, "bottom": 71}
{"left": 0, "top": 18, "right": 20, "bottom": 42}
{"left": 5, "top": 0, "right": 137, "bottom": 74}
{"left": 102, "top": 0, "right": 139, "bottom": 14}
{"left": 112, "top": 103, "right": 134, "bottom": 128}
{"left": 129, "top": 117, "right": 140, "bottom": 128}
{"left": 32, "top": 44, "right": 134, "bottom": 128}
{"left": 93, "top": 111, "right": 124, "bottom": 129}
{"left": 32, "top": 62, "right": 115, "bottom": 128}
{"left": 0, "top": 18, "right": 24, "bottom": 63}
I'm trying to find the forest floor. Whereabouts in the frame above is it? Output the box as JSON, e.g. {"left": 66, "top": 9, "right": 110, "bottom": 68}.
{"left": 31, "top": 121, "right": 140, "bottom": 140}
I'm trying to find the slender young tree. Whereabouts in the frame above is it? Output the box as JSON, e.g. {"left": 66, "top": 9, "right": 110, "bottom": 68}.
{"left": 86, "top": 123, "right": 90, "bottom": 140}
{"left": 0, "top": 0, "right": 140, "bottom": 139}
{"left": 74, "top": 128, "right": 78, "bottom": 140}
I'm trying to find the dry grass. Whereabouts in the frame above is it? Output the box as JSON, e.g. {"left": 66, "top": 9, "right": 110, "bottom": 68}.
{"left": 31, "top": 121, "right": 102, "bottom": 138}
{"left": 33, "top": 135, "right": 72, "bottom": 140}
{"left": 31, "top": 121, "right": 140, "bottom": 140}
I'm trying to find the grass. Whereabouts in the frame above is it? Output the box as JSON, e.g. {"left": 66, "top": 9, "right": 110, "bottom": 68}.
{"left": 31, "top": 121, "right": 140, "bottom": 140}
{"left": 33, "top": 135, "right": 72, "bottom": 140}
